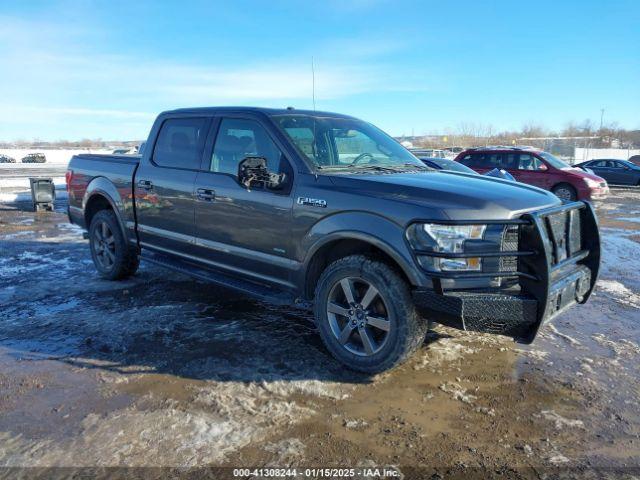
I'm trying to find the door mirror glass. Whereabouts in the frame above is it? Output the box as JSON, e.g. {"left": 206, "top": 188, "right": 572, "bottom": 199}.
{"left": 238, "top": 156, "right": 287, "bottom": 190}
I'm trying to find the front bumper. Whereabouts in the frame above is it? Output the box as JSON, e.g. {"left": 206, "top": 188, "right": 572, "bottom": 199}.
{"left": 589, "top": 189, "right": 609, "bottom": 201}
{"left": 412, "top": 201, "right": 600, "bottom": 343}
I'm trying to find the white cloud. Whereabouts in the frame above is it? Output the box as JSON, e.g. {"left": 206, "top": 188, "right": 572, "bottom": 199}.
{"left": 0, "top": 12, "right": 426, "bottom": 139}
{"left": 1, "top": 106, "right": 154, "bottom": 119}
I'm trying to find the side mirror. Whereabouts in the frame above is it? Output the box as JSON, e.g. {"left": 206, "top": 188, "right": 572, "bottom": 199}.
{"left": 238, "top": 156, "right": 286, "bottom": 190}
{"left": 537, "top": 163, "right": 548, "bottom": 171}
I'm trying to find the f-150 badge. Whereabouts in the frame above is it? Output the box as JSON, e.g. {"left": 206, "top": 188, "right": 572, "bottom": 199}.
{"left": 297, "top": 197, "right": 327, "bottom": 208}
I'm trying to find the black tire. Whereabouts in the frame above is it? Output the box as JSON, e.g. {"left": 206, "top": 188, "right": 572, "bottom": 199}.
{"left": 313, "top": 255, "right": 428, "bottom": 373}
{"left": 552, "top": 183, "right": 577, "bottom": 202}
{"left": 89, "top": 209, "right": 139, "bottom": 280}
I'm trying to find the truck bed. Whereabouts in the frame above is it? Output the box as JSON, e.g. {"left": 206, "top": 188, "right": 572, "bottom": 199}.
{"left": 67, "top": 153, "right": 140, "bottom": 233}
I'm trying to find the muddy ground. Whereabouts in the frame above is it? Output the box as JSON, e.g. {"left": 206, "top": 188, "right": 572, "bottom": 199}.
{"left": 0, "top": 189, "right": 639, "bottom": 479}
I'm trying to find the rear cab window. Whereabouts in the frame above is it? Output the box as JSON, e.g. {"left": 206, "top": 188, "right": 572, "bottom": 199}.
{"left": 152, "top": 117, "right": 209, "bottom": 170}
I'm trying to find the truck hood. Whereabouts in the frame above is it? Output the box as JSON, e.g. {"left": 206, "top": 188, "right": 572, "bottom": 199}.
{"left": 328, "top": 170, "right": 561, "bottom": 221}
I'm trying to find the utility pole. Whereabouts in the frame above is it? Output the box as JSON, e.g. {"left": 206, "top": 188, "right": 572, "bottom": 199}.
{"left": 600, "top": 108, "right": 605, "bottom": 131}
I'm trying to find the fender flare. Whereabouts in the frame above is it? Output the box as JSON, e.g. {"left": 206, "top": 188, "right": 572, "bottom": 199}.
{"left": 82, "top": 177, "right": 129, "bottom": 243}
{"left": 299, "top": 212, "right": 425, "bottom": 289}
{"left": 303, "top": 231, "right": 421, "bottom": 286}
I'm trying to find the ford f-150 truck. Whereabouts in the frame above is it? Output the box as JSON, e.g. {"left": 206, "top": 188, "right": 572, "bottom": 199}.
{"left": 67, "top": 107, "right": 601, "bottom": 373}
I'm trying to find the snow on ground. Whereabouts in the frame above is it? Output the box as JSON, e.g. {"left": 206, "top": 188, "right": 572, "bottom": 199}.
{"left": 0, "top": 177, "right": 65, "bottom": 188}
{"left": 0, "top": 149, "right": 112, "bottom": 165}
{"left": 598, "top": 227, "right": 640, "bottom": 292}
{"left": 0, "top": 184, "right": 68, "bottom": 203}
{"left": 597, "top": 280, "right": 640, "bottom": 309}
{"left": 616, "top": 217, "right": 640, "bottom": 224}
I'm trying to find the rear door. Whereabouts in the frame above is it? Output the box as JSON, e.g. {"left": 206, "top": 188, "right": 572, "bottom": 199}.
{"left": 192, "top": 115, "right": 296, "bottom": 288}
{"left": 134, "top": 116, "right": 210, "bottom": 254}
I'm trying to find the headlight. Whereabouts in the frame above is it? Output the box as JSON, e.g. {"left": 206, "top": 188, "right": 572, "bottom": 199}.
{"left": 583, "top": 177, "right": 603, "bottom": 189}
{"left": 407, "top": 223, "right": 486, "bottom": 271}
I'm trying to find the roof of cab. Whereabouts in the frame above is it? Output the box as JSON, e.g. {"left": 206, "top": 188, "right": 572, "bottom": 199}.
{"left": 162, "top": 106, "right": 357, "bottom": 119}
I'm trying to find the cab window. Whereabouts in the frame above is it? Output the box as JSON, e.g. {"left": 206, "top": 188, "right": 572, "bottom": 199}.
{"left": 210, "top": 119, "right": 292, "bottom": 191}
{"left": 153, "top": 117, "right": 208, "bottom": 170}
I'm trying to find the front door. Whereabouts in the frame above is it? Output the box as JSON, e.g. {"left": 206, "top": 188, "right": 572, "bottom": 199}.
{"left": 611, "top": 161, "right": 635, "bottom": 185}
{"left": 134, "top": 116, "right": 210, "bottom": 254}
{"left": 193, "top": 116, "right": 296, "bottom": 288}
{"left": 510, "top": 153, "right": 552, "bottom": 189}
{"left": 587, "top": 160, "right": 611, "bottom": 182}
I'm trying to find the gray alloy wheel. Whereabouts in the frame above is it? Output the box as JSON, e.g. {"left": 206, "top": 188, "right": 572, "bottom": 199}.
{"left": 552, "top": 184, "right": 577, "bottom": 201}
{"left": 314, "top": 255, "right": 428, "bottom": 373}
{"left": 326, "top": 276, "right": 391, "bottom": 357}
{"left": 91, "top": 219, "right": 117, "bottom": 271}
{"left": 88, "top": 209, "right": 139, "bottom": 280}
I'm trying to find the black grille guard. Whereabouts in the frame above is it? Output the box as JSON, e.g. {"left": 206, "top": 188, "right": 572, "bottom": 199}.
{"left": 411, "top": 201, "right": 601, "bottom": 342}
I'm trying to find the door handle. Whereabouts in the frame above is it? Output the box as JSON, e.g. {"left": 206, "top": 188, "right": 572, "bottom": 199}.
{"left": 196, "top": 188, "right": 216, "bottom": 201}
{"left": 138, "top": 180, "right": 153, "bottom": 190}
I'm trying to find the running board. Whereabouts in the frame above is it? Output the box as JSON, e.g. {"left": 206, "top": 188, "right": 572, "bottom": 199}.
{"left": 140, "top": 250, "right": 295, "bottom": 306}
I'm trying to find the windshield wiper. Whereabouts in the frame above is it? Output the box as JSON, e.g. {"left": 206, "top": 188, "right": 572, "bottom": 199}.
{"left": 350, "top": 165, "right": 406, "bottom": 173}
{"left": 402, "top": 163, "right": 431, "bottom": 171}
{"left": 316, "top": 163, "right": 429, "bottom": 173}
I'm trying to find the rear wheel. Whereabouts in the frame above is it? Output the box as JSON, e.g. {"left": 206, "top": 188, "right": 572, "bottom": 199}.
{"left": 89, "top": 210, "right": 139, "bottom": 280}
{"left": 314, "top": 255, "right": 428, "bottom": 373}
{"left": 552, "top": 183, "right": 577, "bottom": 201}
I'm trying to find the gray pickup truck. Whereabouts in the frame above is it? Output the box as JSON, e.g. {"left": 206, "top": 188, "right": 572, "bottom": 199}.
{"left": 67, "top": 107, "right": 600, "bottom": 372}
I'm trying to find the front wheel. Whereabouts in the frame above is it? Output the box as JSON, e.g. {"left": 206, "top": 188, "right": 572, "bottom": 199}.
{"left": 314, "top": 255, "right": 428, "bottom": 373}
{"left": 89, "top": 210, "right": 139, "bottom": 280}
{"left": 552, "top": 183, "right": 578, "bottom": 201}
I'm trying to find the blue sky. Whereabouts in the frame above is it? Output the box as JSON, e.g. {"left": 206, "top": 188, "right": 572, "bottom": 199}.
{"left": 0, "top": 0, "right": 638, "bottom": 140}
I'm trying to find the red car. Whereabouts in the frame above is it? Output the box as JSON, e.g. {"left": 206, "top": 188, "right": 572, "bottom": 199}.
{"left": 455, "top": 147, "right": 609, "bottom": 201}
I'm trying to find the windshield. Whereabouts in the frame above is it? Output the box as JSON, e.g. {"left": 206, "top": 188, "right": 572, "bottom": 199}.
{"left": 272, "top": 114, "right": 424, "bottom": 170}
{"left": 620, "top": 160, "right": 639, "bottom": 169}
{"left": 538, "top": 151, "right": 570, "bottom": 169}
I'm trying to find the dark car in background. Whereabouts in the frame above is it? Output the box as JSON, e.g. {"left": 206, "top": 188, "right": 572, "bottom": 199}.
{"left": 420, "top": 157, "right": 516, "bottom": 181}
{"left": 0, "top": 154, "right": 16, "bottom": 163}
{"left": 455, "top": 147, "right": 608, "bottom": 201}
{"left": 628, "top": 155, "right": 640, "bottom": 167}
{"left": 21, "top": 153, "right": 46, "bottom": 163}
{"left": 419, "top": 157, "right": 477, "bottom": 174}
{"left": 576, "top": 159, "right": 640, "bottom": 186}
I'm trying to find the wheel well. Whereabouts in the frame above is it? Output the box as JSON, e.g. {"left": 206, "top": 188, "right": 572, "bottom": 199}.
{"left": 304, "top": 238, "right": 410, "bottom": 300}
{"left": 84, "top": 194, "right": 113, "bottom": 228}
{"left": 552, "top": 182, "right": 576, "bottom": 192}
